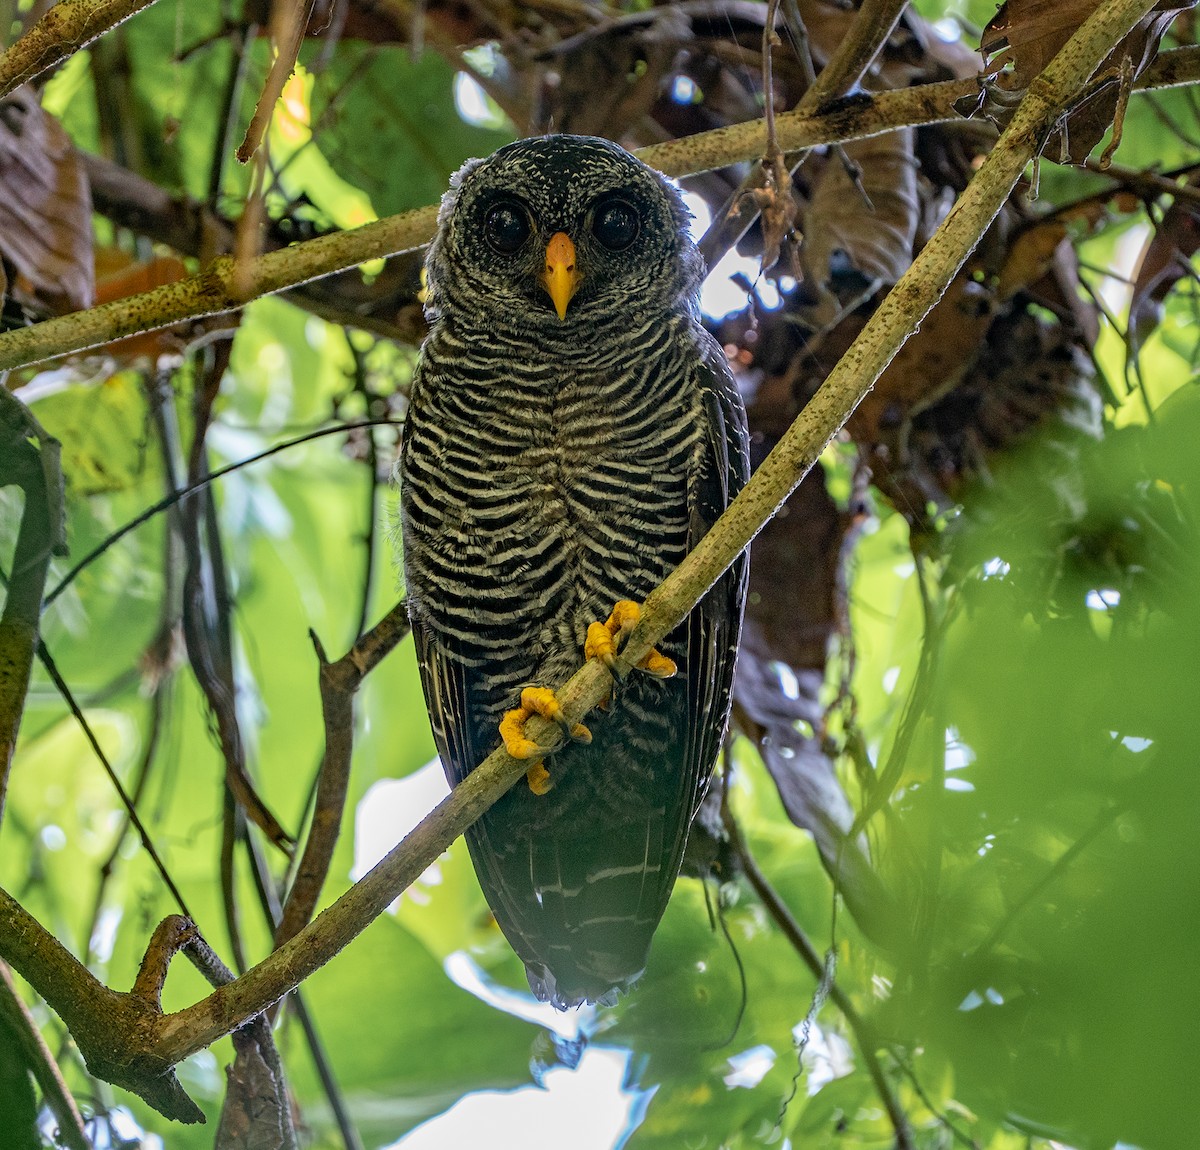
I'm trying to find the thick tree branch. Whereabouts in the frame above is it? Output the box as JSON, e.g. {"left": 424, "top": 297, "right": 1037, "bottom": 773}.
{"left": 0, "top": 0, "right": 162, "bottom": 97}
{"left": 0, "top": 887, "right": 203, "bottom": 1122}
{"left": 0, "top": 0, "right": 1174, "bottom": 1119}
{"left": 1, "top": 44, "right": 1198, "bottom": 372}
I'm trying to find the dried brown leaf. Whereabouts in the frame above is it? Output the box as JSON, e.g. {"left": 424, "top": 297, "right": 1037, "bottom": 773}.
{"left": 847, "top": 271, "right": 994, "bottom": 448}
{"left": 0, "top": 88, "right": 93, "bottom": 315}
{"left": 995, "top": 219, "right": 1069, "bottom": 301}
{"left": 1129, "top": 175, "right": 1200, "bottom": 346}
{"left": 803, "top": 128, "right": 920, "bottom": 289}
{"left": 93, "top": 250, "right": 189, "bottom": 363}
{"left": 981, "top": 0, "right": 1109, "bottom": 87}
{"left": 964, "top": 0, "right": 1197, "bottom": 164}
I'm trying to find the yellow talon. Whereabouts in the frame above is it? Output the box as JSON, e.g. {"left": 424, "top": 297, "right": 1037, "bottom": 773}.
{"left": 585, "top": 600, "right": 677, "bottom": 680}
{"left": 585, "top": 621, "right": 618, "bottom": 667}
{"left": 526, "top": 762, "right": 553, "bottom": 795}
{"left": 499, "top": 707, "right": 542, "bottom": 760}
{"left": 639, "top": 649, "right": 677, "bottom": 678}
{"left": 499, "top": 686, "right": 591, "bottom": 793}
{"left": 521, "top": 686, "right": 563, "bottom": 723}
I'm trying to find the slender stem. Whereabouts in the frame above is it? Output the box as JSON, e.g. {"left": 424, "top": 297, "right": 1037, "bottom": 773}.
{"left": 0, "top": 962, "right": 90, "bottom": 1150}
{"left": 272, "top": 602, "right": 411, "bottom": 950}
{"left": 0, "top": 392, "right": 64, "bottom": 826}
{"left": 722, "top": 804, "right": 915, "bottom": 1150}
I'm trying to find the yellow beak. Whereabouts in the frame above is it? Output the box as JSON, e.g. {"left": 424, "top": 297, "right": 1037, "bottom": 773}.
{"left": 540, "top": 232, "right": 581, "bottom": 320}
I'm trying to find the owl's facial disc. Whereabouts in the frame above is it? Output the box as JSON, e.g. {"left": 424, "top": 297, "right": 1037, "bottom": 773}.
{"left": 541, "top": 233, "right": 581, "bottom": 320}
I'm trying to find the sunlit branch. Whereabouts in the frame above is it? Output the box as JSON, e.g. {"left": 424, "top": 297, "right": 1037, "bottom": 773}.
{"left": 0, "top": 0, "right": 163, "bottom": 98}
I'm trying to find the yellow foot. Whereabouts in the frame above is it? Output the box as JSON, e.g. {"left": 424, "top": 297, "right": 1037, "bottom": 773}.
{"left": 526, "top": 761, "right": 553, "bottom": 796}
{"left": 498, "top": 686, "right": 592, "bottom": 794}
{"left": 584, "top": 601, "right": 677, "bottom": 679}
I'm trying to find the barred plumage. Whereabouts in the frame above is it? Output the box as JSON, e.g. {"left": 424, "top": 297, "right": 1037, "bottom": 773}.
{"left": 399, "top": 135, "right": 748, "bottom": 1007}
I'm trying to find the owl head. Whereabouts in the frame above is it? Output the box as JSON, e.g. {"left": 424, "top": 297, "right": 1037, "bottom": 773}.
{"left": 424, "top": 135, "right": 704, "bottom": 330}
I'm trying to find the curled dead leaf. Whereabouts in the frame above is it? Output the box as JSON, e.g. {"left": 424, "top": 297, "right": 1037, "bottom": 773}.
{"left": 960, "top": 0, "right": 1197, "bottom": 164}
{"left": 1129, "top": 173, "right": 1200, "bottom": 350}
{"left": 803, "top": 129, "right": 920, "bottom": 293}
{"left": 0, "top": 87, "right": 94, "bottom": 315}
{"left": 93, "top": 250, "right": 190, "bottom": 364}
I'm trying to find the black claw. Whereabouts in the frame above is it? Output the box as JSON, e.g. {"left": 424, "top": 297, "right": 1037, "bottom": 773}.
{"left": 601, "top": 651, "right": 629, "bottom": 682}
{"left": 549, "top": 711, "right": 591, "bottom": 745}
{"left": 551, "top": 712, "right": 573, "bottom": 737}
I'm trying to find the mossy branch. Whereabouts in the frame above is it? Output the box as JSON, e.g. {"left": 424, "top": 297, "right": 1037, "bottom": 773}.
{"left": 0, "top": 0, "right": 1173, "bottom": 1119}
{"left": 0, "top": 0, "right": 163, "bottom": 98}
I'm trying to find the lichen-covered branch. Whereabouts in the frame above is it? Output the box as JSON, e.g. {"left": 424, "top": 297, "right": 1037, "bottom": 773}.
{"left": 0, "top": 0, "right": 163, "bottom": 98}
{"left": 151, "top": 0, "right": 1174, "bottom": 1070}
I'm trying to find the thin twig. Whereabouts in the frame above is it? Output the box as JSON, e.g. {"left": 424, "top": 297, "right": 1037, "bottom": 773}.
{"left": 722, "top": 803, "right": 915, "bottom": 1150}
{"left": 237, "top": 0, "right": 317, "bottom": 163}
{"left": 35, "top": 642, "right": 194, "bottom": 920}
{"left": 699, "top": 0, "right": 912, "bottom": 269}
{"left": 970, "top": 801, "right": 1124, "bottom": 961}
{"left": 245, "top": 821, "right": 365, "bottom": 1150}
{"left": 272, "top": 601, "right": 411, "bottom": 950}
{"left": 347, "top": 341, "right": 381, "bottom": 642}
{"left": 45, "top": 418, "right": 402, "bottom": 608}
{"left": 0, "top": 391, "right": 63, "bottom": 822}
{"left": 209, "top": 19, "right": 259, "bottom": 204}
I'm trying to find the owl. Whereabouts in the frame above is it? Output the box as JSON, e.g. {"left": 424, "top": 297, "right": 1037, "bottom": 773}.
{"left": 399, "top": 134, "right": 748, "bottom": 1008}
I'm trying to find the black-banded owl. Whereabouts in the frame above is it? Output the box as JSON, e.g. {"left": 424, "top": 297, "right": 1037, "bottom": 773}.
{"left": 399, "top": 134, "right": 748, "bottom": 1008}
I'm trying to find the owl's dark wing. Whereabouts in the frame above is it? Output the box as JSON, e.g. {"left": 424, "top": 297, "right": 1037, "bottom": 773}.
{"left": 409, "top": 619, "right": 486, "bottom": 790}
{"left": 673, "top": 332, "right": 750, "bottom": 866}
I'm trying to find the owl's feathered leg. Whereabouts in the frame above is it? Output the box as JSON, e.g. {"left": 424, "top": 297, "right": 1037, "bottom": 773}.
{"left": 500, "top": 687, "right": 591, "bottom": 795}
{"left": 585, "top": 600, "right": 677, "bottom": 679}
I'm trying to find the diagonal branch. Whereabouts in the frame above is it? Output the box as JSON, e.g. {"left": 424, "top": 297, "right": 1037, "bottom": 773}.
{"left": 156, "top": 0, "right": 1160, "bottom": 1063}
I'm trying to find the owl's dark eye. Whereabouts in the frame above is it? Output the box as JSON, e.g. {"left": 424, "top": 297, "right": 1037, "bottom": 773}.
{"left": 483, "top": 200, "right": 532, "bottom": 255}
{"left": 591, "top": 198, "right": 639, "bottom": 251}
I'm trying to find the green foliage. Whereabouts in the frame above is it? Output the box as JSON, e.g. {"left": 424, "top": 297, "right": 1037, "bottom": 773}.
{"left": 312, "top": 46, "right": 515, "bottom": 218}
{"left": 899, "top": 387, "right": 1200, "bottom": 1150}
